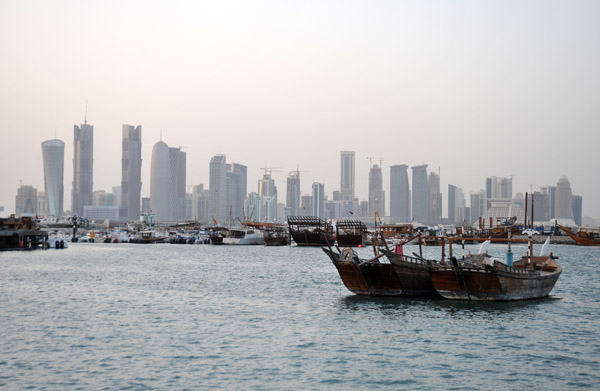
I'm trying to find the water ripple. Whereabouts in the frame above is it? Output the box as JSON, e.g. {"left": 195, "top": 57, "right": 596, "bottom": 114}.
{"left": 0, "top": 243, "right": 599, "bottom": 389}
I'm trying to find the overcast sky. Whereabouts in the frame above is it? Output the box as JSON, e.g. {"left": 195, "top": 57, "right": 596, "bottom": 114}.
{"left": 1, "top": 0, "right": 599, "bottom": 218}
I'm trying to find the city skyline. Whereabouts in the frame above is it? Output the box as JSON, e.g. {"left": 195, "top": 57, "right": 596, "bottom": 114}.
{"left": 1, "top": 2, "right": 599, "bottom": 218}
{"left": 14, "top": 137, "right": 589, "bottom": 226}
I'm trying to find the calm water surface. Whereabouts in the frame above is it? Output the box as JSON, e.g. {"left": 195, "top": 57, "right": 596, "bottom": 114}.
{"left": 1, "top": 243, "right": 599, "bottom": 390}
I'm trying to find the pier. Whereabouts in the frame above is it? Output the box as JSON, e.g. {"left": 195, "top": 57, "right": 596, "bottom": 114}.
{"left": 0, "top": 215, "right": 48, "bottom": 251}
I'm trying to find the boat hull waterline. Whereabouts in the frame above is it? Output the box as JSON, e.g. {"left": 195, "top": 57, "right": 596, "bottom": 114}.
{"left": 430, "top": 257, "right": 562, "bottom": 301}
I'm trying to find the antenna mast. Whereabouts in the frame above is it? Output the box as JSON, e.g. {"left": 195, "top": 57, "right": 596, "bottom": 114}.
{"left": 84, "top": 99, "right": 88, "bottom": 125}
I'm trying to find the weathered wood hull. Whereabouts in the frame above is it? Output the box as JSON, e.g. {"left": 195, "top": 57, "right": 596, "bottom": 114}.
{"left": 323, "top": 248, "right": 405, "bottom": 296}
{"left": 380, "top": 250, "right": 437, "bottom": 296}
{"left": 336, "top": 234, "right": 363, "bottom": 247}
{"left": 430, "top": 261, "right": 562, "bottom": 301}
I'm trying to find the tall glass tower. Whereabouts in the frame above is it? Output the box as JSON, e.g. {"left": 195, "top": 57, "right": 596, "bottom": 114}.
{"left": 72, "top": 123, "right": 93, "bottom": 216}
{"left": 42, "top": 139, "right": 65, "bottom": 217}
{"left": 120, "top": 125, "right": 142, "bottom": 221}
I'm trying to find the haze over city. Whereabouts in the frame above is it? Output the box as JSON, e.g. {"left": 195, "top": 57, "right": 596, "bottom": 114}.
{"left": 2, "top": 1, "right": 599, "bottom": 219}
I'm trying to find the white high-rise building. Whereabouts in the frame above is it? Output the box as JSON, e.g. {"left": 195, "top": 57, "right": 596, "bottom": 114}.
{"left": 120, "top": 125, "right": 142, "bottom": 222}
{"left": 149, "top": 141, "right": 185, "bottom": 222}
{"left": 150, "top": 141, "right": 171, "bottom": 222}
{"left": 41, "top": 139, "right": 65, "bottom": 217}
{"left": 72, "top": 123, "right": 94, "bottom": 216}
{"left": 286, "top": 170, "right": 301, "bottom": 217}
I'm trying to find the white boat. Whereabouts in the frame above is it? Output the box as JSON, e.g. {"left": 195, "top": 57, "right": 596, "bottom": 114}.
{"left": 48, "top": 231, "right": 69, "bottom": 249}
{"left": 222, "top": 228, "right": 266, "bottom": 245}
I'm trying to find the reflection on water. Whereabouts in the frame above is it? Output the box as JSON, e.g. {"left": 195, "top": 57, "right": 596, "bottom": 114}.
{"left": 336, "top": 293, "right": 560, "bottom": 318}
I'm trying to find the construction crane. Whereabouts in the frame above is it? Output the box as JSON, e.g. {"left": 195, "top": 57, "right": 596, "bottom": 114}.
{"left": 260, "top": 166, "right": 282, "bottom": 177}
{"left": 366, "top": 157, "right": 383, "bottom": 168}
{"left": 528, "top": 184, "right": 538, "bottom": 193}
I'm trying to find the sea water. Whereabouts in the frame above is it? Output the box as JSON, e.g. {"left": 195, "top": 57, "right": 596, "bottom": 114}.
{"left": 1, "top": 243, "right": 599, "bottom": 390}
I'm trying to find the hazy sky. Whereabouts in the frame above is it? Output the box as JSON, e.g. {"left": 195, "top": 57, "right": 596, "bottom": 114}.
{"left": 1, "top": 0, "right": 599, "bottom": 218}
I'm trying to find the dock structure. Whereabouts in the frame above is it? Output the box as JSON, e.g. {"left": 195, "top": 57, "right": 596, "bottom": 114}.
{"left": 0, "top": 215, "right": 48, "bottom": 251}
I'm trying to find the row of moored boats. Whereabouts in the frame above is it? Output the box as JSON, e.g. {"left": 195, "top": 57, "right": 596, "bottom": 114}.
{"left": 323, "top": 234, "right": 562, "bottom": 302}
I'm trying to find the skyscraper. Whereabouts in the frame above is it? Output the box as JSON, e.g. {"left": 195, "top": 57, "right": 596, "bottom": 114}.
{"left": 41, "top": 139, "right": 65, "bottom": 217}
{"left": 340, "top": 151, "right": 355, "bottom": 202}
{"left": 258, "top": 171, "right": 277, "bottom": 221}
{"left": 390, "top": 164, "right": 410, "bottom": 222}
{"left": 169, "top": 147, "right": 186, "bottom": 221}
{"left": 555, "top": 176, "right": 573, "bottom": 220}
{"left": 150, "top": 141, "right": 171, "bottom": 221}
{"left": 448, "top": 184, "right": 457, "bottom": 224}
{"left": 532, "top": 190, "right": 550, "bottom": 222}
{"left": 227, "top": 163, "right": 247, "bottom": 221}
{"left": 428, "top": 172, "right": 440, "bottom": 225}
{"left": 572, "top": 195, "right": 582, "bottom": 226}
{"left": 411, "top": 164, "right": 428, "bottom": 224}
{"left": 470, "top": 190, "right": 485, "bottom": 224}
{"left": 209, "top": 155, "right": 227, "bottom": 224}
{"left": 72, "top": 123, "right": 93, "bottom": 216}
{"left": 286, "top": 170, "right": 301, "bottom": 217}
{"left": 120, "top": 125, "right": 142, "bottom": 221}
{"left": 150, "top": 141, "right": 186, "bottom": 222}
{"left": 312, "top": 182, "right": 325, "bottom": 219}
{"left": 368, "top": 163, "right": 385, "bottom": 216}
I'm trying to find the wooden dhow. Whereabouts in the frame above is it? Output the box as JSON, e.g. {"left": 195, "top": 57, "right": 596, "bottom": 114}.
{"left": 324, "top": 233, "right": 438, "bottom": 297}
{"left": 430, "top": 237, "right": 562, "bottom": 301}
{"left": 558, "top": 224, "right": 600, "bottom": 246}
{"left": 379, "top": 234, "right": 437, "bottom": 296}
{"left": 323, "top": 246, "right": 405, "bottom": 296}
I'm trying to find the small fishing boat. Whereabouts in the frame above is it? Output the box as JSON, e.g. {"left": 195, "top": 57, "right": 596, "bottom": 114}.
{"left": 242, "top": 221, "right": 290, "bottom": 246}
{"left": 263, "top": 228, "right": 290, "bottom": 246}
{"left": 558, "top": 224, "right": 600, "bottom": 246}
{"left": 207, "top": 226, "right": 228, "bottom": 245}
{"left": 430, "top": 238, "right": 562, "bottom": 301}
